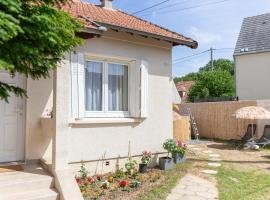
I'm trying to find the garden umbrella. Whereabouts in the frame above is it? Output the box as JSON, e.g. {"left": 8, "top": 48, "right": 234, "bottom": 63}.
{"left": 234, "top": 106, "right": 270, "bottom": 137}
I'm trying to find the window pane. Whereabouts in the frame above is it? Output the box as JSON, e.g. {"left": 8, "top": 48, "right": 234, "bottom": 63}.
{"left": 85, "top": 61, "right": 103, "bottom": 111}
{"left": 108, "top": 63, "right": 128, "bottom": 111}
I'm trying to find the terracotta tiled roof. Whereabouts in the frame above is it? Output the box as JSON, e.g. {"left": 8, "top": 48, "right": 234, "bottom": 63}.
{"left": 176, "top": 81, "right": 195, "bottom": 92}
{"left": 61, "top": 2, "right": 197, "bottom": 48}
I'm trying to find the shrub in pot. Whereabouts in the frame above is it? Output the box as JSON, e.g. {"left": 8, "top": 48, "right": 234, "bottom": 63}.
{"left": 159, "top": 139, "right": 175, "bottom": 170}
{"left": 139, "top": 151, "right": 152, "bottom": 173}
{"left": 172, "top": 140, "right": 187, "bottom": 164}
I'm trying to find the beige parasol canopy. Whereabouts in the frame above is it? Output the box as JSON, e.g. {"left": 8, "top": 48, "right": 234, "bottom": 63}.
{"left": 234, "top": 106, "right": 270, "bottom": 120}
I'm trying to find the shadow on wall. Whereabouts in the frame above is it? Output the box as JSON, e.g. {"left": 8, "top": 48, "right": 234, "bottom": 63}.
{"left": 27, "top": 75, "right": 53, "bottom": 160}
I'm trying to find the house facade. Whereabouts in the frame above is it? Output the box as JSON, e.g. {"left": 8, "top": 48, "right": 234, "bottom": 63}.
{"left": 0, "top": 0, "right": 197, "bottom": 199}
{"left": 234, "top": 13, "right": 270, "bottom": 100}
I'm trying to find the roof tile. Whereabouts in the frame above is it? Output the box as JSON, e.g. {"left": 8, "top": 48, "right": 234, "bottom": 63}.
{"left": 61, "top": 2, "right": 197, "bottom": 48}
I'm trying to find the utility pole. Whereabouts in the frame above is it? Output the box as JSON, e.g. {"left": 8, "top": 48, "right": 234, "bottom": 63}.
{"left": 210, "top": 47, "right": 214, "bottom": 71}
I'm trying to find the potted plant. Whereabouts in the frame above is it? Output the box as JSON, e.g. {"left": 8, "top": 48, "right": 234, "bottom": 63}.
{"left": 139, "top": 151, "right": 152, "bottom": 173}
{"left": 159, "top": 139, "right": 175, "bottom": 170}
{"left": 172, "top": 140, "right": 187, "bottom": 164}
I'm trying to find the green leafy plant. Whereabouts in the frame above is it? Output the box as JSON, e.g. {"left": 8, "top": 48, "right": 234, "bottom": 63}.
{"left": 125, "top": 158, "right": 137, "bottom": 175}
{"left": 173, "top": 140, "right": 187, "bottom": 154}
{"left": 78, "top": 161, "right": 89, "bottom": 180}
{"left": 130, "top": 180, "right": 141, "bottom": 188}
{"left": 125, "top": 141, "right": 138, "bottom": 175}
{"left": 141, "top": 151, "right": 152, "bottom": 165}
{"left": 0, "top": 0, "right": 82, "bottom": 102}
{"left": 114, "top": 168, "right": 125, "bottom": 179}
{"left": 163, "top": 139, "right": 177, "bottom": 156}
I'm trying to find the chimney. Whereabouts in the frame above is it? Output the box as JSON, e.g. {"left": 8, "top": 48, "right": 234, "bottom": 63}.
{"left": 100, "top": 0, "right": 113, "bottom": 8}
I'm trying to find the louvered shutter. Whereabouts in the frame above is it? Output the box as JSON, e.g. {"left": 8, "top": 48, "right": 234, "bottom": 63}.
{"left": 140, "top": 60, "right": 149, "bottom": 118}
{"left": 70, "top": 52, "right": 85, "bottom": 119}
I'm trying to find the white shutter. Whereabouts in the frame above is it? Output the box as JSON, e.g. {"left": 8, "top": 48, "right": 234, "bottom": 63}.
{"left": 129, "top": 61, "right": 140, "bottom": 118}
{"left": 70, "top": 52, "right": 85, "bottom": 119}
{"left": 140, "top": 60, "right": 149, "bottom": 118}
{"left": 70, "top": 52, "right": 79, "bottom": 119}
{"left": 77, "top": 53, "right": 85, "bottom": 119}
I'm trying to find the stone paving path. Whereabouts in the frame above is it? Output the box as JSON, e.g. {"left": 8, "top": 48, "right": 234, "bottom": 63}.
{"left": 166, "top": 145, "right": 221, "bottom": 200}
{"left": 166, "top": 174, "right": 218, "bottom": 200}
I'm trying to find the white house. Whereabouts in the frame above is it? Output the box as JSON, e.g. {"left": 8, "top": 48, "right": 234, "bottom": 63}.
{"left": 0, "top": 0, "right": 197, "bottom": 199}
{"left": 234, "top": 13, "right": 270, "bottom": 100}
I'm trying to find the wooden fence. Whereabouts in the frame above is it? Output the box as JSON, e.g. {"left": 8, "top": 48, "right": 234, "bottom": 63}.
{"left": 179, "top": 100, "right": 270, "bottom": 140}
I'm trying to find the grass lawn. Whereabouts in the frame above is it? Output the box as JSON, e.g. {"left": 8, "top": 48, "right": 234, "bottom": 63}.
{"left": 217, "top": 166, "right": 270, "bottom": 200}
{"left": 137, "top": 161, "right": 192, "bottom": 200}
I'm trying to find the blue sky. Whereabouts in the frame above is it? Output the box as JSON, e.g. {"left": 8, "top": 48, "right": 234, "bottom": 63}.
{"left": 86, "top": 0, "right": 270, "bottom": 77}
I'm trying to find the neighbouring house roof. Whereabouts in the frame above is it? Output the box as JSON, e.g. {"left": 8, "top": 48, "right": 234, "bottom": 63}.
{"left": 176, "top": 81, "right": 195, "bottom": 102}
{"left": 234, "top": 13, "right": 270, "bottom": 56}
{"left": 61, "top": 1, "right": 198, "bottom": 48}
{"left": 176, "top": 81, "right": 195, "bottom": 92}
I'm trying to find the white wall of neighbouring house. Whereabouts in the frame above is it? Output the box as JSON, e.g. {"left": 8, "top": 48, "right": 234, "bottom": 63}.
{"left": 235, "top": 52, "right": 270, "bottom": 100}
{"left": 53, "top": 30, "right": 173, "bottom": 172}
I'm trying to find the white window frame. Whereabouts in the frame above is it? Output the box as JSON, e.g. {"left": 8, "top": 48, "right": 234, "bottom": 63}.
{"left": 84, "top": 57, "right": 131, "bottom": 118}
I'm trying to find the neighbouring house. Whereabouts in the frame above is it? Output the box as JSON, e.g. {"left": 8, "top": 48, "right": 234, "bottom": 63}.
{"left": 176, "top": 81, "right": 195, "bottom": 102}
{"left": 0, "top": 0, "right": 197, "bottom": 199}
{"left": 234, "top": 13, "right": 270, "bottom": 100}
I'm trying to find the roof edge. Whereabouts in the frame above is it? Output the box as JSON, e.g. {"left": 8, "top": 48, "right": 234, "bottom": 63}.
{"left": 93, "top": 22, "right": 198, "bottom": 48}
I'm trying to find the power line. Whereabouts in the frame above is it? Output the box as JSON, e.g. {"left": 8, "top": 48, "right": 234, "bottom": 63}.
{"left": 173, "top": 47, "right": 234, "bottom": 64}
{"left": 140, "top": 0, "right": 232, "bottom": 17}
{"left": 136, "top": 0, "right": 190, "bottom": 15}
{"left": 132, "top": 0, "right": 170, "bottom": 15}
{"left": 173, "top": 50, "right": 210, "bottom": 62}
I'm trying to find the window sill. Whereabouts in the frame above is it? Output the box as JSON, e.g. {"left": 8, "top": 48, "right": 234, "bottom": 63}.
{"left": 69, "top": 118, "right": 143, "bottom": 125}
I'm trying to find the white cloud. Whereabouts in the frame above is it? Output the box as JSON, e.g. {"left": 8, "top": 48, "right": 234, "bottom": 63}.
{"left": 189, "top": 26, "right": 221, "bottom": 45}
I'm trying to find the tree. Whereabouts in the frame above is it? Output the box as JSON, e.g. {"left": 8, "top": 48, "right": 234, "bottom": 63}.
{"left": 199, "top": 59, "right": 234, "bottom": 75}
{"left": 173, "top": 72, "right": 198, "bottom": 83}
{"left": 0, "top": 0, "right": 82, "bottom": 102}
{"left": 188, "top": 70, "right": 234, "bottom": 102}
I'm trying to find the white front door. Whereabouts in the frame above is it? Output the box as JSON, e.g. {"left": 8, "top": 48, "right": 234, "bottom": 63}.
{"left": 0, "top": 72, "right": 25, "bottom": 162}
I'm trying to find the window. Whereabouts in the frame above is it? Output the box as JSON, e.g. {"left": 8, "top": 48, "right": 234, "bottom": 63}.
{"left": 70, "top": 53, "right": 149, "bottom": 120}
{"left": 84, "top": 60, "right": 129, "bottom": 117}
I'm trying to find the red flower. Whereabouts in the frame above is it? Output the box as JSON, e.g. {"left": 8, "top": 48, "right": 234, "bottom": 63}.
{"left": 119, "top": 180, "right": 129, "bottom": 187}
{"left": 96, "top": 175, "right": 103, "bottom": 181}
{"left": 87, "top": 177, "right": 94, "bottom": 183}
{"left": 76, "top": 177, "right": 82, "bottom": 184}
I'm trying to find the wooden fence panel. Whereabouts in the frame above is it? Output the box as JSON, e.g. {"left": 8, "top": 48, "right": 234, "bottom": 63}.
{"left": 178, "top": 100, "right": 268, "bottom": 140}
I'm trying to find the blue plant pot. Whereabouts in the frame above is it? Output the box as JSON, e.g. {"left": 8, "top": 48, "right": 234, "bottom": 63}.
{"left": 172, "top": 153, "right": 186, "bottom": 164}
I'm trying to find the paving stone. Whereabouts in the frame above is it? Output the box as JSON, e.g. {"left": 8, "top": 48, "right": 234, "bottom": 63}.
{"left": 202, "top": 150, "right": 213, "bottom": 154}
{"left": 201, "top": 170, "right": 218, "bottom": 175}
{"left": 209, "top": 158, "right": 222, "bottom": 162}
{"left": 193, "top": 148, "right": 202, "bottom": 151}
{"left": 167, "top": 174, "right": 218, "bottom": 200}
{"left": 209, "top": 154, "right": 220, "bottom": 158}
{"left": 208, "top": 163, "right": 221, "bottom": 167}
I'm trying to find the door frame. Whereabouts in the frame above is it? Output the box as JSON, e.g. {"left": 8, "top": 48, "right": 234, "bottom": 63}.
{"left": 0, "top": 71, "right": 26, "bottom": 163}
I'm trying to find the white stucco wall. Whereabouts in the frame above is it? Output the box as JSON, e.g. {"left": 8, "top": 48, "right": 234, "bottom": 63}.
{"left": 235, "top": 52, "right": 270, "bottom": 100}
{"left": 26, "top": 76, "right": 53, "bottom": 160}
{"left": 53, "top": 30, "right": 173, "bottom": 167}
